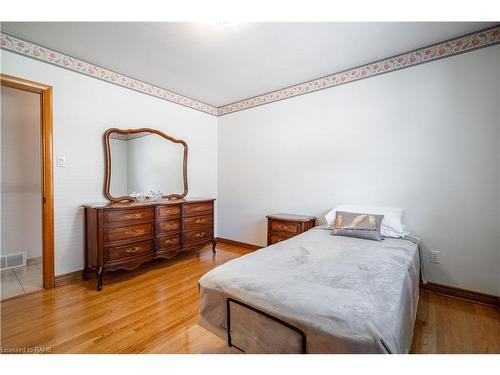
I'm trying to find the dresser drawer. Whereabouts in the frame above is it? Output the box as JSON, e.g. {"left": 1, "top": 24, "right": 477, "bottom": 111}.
{"left": 270, "top": 220, "right": 300, "bottom": 235}
{"left": 105, "top": 240, "right": 154, "bottom": 262}
{"left": 157, "top": 234, "right": 181, "bottom": 251}
{"left": 182, "top": 228, "right": 213, "bottom": 245}
{"left": 269, "top": 233, "right": 294, "bottom": 245}
{"left": 104, "top": 208, "right": 154, "bottom": 224}
{"left": 156, "top": 205, "right": 181, "bottom": 219}
{"left": 182, "top": 201, "right": 213, "bottom": 217}
{"left": 104, "top": 223, "right": 154, "bottom": 243}
{"left": 156, "top": 247, "right": 178, "bottom": 259}
{"left": 182, "top": 214, "right": 213, "bottom": 230}
{"left": 156, "top": 219, "right": 181, "bottom": 235}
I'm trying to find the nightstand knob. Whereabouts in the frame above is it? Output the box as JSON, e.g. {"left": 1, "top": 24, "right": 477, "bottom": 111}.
{"left": 279, "top": 225, "right": 288, "bottom": 230}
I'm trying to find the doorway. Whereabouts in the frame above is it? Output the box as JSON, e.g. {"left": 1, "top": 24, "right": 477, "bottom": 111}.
{"left": 0, "top": 73, "right": 54, "bottom": 300}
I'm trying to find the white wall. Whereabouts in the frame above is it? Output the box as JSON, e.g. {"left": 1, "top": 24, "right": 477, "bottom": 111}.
{"left": 218, "top": 45, "right": 500, "bottom": 296}
{"left": 1, "top": 49, "right": 218, "bottom": 276}
{"left": 1, "top": 86, "right": 42, "bottom": 259}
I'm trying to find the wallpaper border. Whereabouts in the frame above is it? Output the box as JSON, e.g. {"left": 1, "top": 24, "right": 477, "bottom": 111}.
{"left": 0, "top": 32, "right": 219, "bottom": 116}
{"left": 217, "top": 24, "right": 500, "bottom": 116}
{"left": 1, "top": 25, "right": 499, "bottom": 117}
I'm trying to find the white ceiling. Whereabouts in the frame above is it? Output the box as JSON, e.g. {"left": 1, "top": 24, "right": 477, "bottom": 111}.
{"left": 1, "top": 22, "right": 495, "bottom": 106}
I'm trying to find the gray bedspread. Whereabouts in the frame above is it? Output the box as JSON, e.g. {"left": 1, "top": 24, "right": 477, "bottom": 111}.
{"left": 198, "top": 228, "right": 420, "bottom": 353}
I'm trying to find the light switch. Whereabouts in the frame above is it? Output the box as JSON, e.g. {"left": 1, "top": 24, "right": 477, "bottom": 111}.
{"left": 56, "top": 156, "right": 66, "bottom": 167}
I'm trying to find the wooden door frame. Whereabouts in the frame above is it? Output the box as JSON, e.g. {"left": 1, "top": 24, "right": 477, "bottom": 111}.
{"left": 1, "top": 73, "right": 55, "bottom": 289}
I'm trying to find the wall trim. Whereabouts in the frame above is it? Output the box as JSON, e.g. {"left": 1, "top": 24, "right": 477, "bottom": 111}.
{"left": 217, "top": 24, "right": 500, "bottom": 115}
{"left": 216, "top": 237, "right": 262, "bottom": 251}
{"left": 35, "top": 238, "right": 261, "bottom": 288}
{"left": 0, "top": 32, "right": 218, "bottom": 116}
{"left": 1, "top": 73, "right": 55, "bottom": 290}
{"left": 421, "top": 282, "right": 499, "bottom": 309}
{"left": 2, "top": 25, "right": 499, "bottom": 117}
{"left": 55, "top": 270, "right": 84, "bottom": 287}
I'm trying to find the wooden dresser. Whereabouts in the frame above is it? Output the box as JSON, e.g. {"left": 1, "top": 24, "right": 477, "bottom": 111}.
{"left": 83, "top": 198, "right": 215, "bottom": 291}
{"left": 266, "top": 213, "right": 316, "bottom": 246}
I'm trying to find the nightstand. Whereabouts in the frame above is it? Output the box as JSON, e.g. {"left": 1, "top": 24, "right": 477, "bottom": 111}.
{"left": 266, "top": 213, "right": 317, "bottom": 246}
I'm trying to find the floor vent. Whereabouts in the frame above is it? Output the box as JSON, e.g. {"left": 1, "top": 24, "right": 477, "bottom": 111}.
{"left": 0, "top": 252, "right": 27, "bottom": 270}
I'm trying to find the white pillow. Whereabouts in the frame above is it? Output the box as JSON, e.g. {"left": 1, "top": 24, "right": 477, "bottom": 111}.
{"left": 325, "top": 204, "right": 408, "bottom": 238}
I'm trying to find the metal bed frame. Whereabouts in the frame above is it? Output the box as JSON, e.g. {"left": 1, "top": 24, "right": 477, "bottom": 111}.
{"left": 226, "top": 298, "right": 307, "bottom": 354}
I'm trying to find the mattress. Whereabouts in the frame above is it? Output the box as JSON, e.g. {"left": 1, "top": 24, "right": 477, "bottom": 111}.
{"left": 198, "top": 227, "right": 420, "bottom": 353}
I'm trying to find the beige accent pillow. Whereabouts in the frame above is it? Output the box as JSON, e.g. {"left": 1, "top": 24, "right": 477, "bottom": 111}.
{"left": 331, "top": 211, "right": 384, "bottom": 241}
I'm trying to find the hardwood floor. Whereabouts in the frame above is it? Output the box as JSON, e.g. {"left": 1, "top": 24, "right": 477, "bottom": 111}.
{"left": 411, "top": 290, "right": 500, "bottom": 353}
{"left": 1, "top": 243, "right": 499, "bottom": 354}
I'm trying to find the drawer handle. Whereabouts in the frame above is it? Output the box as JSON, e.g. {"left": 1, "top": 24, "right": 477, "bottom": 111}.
{"left": 163, "top": 209, "right": 178, "bottom": 215}
{"left": 125, "top": 246, "right": 142, "bottom": 253}
{"left": 194, "top": 206, "right": 208, "bottom": 211}
{"left": 164, "top": 223, "right": 178, "bottom": 229}
{"left": 278, "top": 225, "right": 288, "bottom": 230}
{"left": 125, "top": 229, "right": 145, "bottom": 236}
{"left": 195, "top": 232, "right": 206, "bottom": 238}
{"left": 195, "top": 218, "right": 207, "bottom": 224}
{"left": 164, "top": 239, "right": 177, "bottom": 244}
{"left": 125, "top": 213, "right": 143, "bottom": 219}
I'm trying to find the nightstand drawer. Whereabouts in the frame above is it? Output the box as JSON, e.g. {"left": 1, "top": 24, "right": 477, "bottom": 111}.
{"left": 270, "top": 220, "right": 300, "bottom": 234}
{"left": 269, "top": 233, "right": 294, "bottom": 245}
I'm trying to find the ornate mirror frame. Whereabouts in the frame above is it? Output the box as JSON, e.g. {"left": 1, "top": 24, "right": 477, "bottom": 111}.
{"left": 103, "top": 128, "right": 188, "bottom": 202}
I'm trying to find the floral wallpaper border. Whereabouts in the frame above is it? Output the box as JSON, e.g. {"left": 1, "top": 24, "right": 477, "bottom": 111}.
{"left": 2, "top": 25, "right": 499, "bottom": 117}
{"left": 217, "top": 24, "right": 500, "bottom": 116}
{"left": 0, "top": 32, "right": 219, "bottom": 116}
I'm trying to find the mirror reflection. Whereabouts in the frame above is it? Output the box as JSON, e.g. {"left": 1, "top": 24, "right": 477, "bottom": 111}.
{"left": 108, "top": 131, "right": 185, "bottom": 199}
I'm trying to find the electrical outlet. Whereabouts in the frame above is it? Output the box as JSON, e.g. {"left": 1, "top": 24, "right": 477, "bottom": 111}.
{"left": 430, "top": 251, "right": 440, "bottom": 264}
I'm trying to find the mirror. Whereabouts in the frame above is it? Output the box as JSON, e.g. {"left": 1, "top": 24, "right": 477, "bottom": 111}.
{"left": 104, "top": 128, "right": 188, "bottom": 202}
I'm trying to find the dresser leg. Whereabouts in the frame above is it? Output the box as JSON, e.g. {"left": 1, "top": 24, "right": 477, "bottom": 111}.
{"left": 96, "top": 265, "right": 104, "bottom": 291}
{"left": 211, "top": 238, "right": 217, "bottom": 254}
{"left": 83, "top": 266, "right": 91, "bottom": 281}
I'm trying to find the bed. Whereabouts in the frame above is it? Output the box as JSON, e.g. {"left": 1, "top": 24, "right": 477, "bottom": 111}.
{"left": 198, "top": 226, "right": 421, "bottom": 354}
